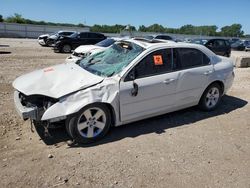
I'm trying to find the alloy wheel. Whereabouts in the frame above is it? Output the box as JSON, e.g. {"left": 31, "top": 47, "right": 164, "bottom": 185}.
{"left": 205, "top": 87, "right": 220, "bottom": 108}
{"left": 77, "top": 107, "right": 106, "bottom": 138}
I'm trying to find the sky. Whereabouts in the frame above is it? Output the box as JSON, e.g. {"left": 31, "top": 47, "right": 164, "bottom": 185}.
{"left": 0, "top": 0, "right": 250, "bottom": 34}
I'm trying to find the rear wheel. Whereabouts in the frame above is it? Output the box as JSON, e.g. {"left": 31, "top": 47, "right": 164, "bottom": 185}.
{"left": 66, "top": 104, "right": 111, "bottom": 144}
{"left": 199, "top": 83, "right": 222, "bottom": 111}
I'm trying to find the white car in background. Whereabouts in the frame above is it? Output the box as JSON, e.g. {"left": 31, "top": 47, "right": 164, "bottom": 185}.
{"left": 65, "top": 37, "right": 124, "bottom": 63}
{"left": 13, "top": 38, "right": 234, "bottom": 144}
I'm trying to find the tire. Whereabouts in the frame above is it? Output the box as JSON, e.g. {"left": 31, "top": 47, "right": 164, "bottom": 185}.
{"left": 46, "top": 40, "right": 53, "bottom": 47}
{"left": 61, "top": 44, "right": 72, "bottom": 53}
{"left": 66, "top": 104, "right": 111, "bottom": 144}
{"left": 199, "top": 83, "right": 222, "bottom": 111}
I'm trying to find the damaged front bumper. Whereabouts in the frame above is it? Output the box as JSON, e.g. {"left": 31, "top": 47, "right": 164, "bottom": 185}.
{"left": 14, "top": 91, "right": 39, "bottom": 120}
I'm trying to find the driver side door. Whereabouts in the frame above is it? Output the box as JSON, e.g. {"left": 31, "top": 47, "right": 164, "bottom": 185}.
{"left": 119, "top": 48, "right": 179, "bottom": 122}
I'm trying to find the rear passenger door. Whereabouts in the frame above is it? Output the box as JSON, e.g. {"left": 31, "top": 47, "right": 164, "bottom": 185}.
{"left": 174, "top": 48, "right": 213, "bottom": 106}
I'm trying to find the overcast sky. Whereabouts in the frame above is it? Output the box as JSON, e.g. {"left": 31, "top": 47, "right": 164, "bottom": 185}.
{"left": 1, "top": 0, "right": 249, "bottom": 34}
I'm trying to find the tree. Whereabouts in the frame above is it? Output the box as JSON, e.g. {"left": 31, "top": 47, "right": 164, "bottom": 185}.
{"left": 220, "top": 24, "right": 244, "bottom": 37}
{"left": 138, "top": 25, "right": 147, "bottom": 32}
{"left": 147, "top": 24, "right": 165, "bottom": 32}
{"left": 0, "top": 14, "right": 3, "bottom": 22}
{"left": 77, "top": 23, "right": 84, "bottom": 27}
{"left": 5, "top": 13, "right": 26, "bottom": 23}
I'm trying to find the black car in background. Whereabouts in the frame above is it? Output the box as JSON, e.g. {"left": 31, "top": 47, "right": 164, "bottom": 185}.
{"left": 46, "top": 31, "right": 75, "bottom": 46}
{"left": 204, "top": 39, "right": 231, "bottom": 57}
{"left": 54, "top": 32, "right": 106, "bottom": 53}
{"left": 231, "top": 40, "right": 250, "bottom": 51}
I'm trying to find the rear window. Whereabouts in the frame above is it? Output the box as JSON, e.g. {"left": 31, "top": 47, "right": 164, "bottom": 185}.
{"left": 155, "top": 35, "right": 172, "bottom": 40}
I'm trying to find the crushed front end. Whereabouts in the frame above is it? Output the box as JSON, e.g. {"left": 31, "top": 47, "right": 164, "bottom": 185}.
{"left": 14, "top": 91, "right": 59, "bottom": 120}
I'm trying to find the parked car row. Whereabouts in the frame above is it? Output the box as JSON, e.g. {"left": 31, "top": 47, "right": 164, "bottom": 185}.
{"left": 15, "top": 37, "right": 234, "bottom": 144}
{"left": 38, "top": 31, "right": 75, "bottom": 47}
{"left": 231, "top": 40, "right": 250, "bottom": 51}
{"left": 38, "top": 31, "right": 107, "bottom": 53}
{"left": 188, "top": 38, "right": 250, "bottom": 53}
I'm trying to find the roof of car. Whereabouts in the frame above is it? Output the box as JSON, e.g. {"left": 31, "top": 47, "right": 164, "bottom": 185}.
{"left": 122, "top": 38, "right": 217, "bottom": 58}
{"left": 58, "top": 31, "right": 75, "bottom": 33}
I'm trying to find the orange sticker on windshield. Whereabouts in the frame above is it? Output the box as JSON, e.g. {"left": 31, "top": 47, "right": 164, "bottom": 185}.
{"left": 153, "top": 55, "right": 163, "bottom": 65}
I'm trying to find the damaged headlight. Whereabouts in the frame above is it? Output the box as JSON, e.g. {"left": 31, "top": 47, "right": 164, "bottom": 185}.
{"left": 19, "top": 92, "right": 58, "bottom": 110}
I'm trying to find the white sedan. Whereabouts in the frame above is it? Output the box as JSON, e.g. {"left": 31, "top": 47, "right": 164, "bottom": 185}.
{"left": 65, "top": 37, "right": 124, "bottom": 63}
{"left": 13, "top": 38, "right": 234, "bottom": 144}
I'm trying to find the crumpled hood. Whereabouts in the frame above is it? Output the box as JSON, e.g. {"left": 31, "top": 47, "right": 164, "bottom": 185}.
{"left": 74, "top": 45, "right": 105, "bottom": 54}
{"left": 13, "top": 63, "right": 104, "bottom": 98}
{"left": 48, "top": 34, "right": 58, "bottom": 39}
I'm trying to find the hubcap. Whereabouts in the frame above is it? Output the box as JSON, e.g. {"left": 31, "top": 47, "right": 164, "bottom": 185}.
{"left": 77, "top": 107, "right": 106, "bottom": 138}
{"left": 205, "top": 87, "right": 220, "bottom": 108}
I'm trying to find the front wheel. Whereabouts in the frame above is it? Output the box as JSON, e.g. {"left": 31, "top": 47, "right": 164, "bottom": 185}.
{"left": 199, "top": 83, "right": 222, "bottom": 111}
{"left": 66, "top": 104, "right": 111, "bottom": 144}
{"left": 61, "top": 44, "right": 72, "bottom": 53}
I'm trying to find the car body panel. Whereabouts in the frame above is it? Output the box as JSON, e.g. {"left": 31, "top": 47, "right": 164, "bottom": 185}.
{"left": 174, "top": 64, "right": 214, "bottom": 106}
{"left": 119, "top": 71, "right": 179, "bottom": 122}
{"left": 41, "top": 77, "right": 120, "bottom": 121}
{"left": 13, "top": 63, "right": 104, "bottom": 99}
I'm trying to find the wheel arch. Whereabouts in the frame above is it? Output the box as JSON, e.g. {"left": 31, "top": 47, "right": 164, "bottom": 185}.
{"left": 86, "top": 102, "right": 116, "bottom": 127}
{"left": 209, "top": 80, "right": 224, "bottom": 93}
{"left": 199, "top": 80, "right": 225, "bottom": 102}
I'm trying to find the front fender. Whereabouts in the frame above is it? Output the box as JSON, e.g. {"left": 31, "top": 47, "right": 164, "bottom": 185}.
{"left": 41, "top": 80, "right": 119, "bottom": 121}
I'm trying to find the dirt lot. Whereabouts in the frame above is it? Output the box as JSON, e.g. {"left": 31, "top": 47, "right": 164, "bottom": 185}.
{"left": 0, "top": 38, "right": 250, "bottom": 188}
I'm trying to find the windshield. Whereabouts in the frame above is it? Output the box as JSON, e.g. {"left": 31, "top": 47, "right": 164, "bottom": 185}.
{"left": 96, "top": 38, "right": 116, "bottom": 47}
{"left": 79, "top": 41, "right": 144, "bottom": 77}
{"left": 69, "top": 32, "right": 78, "bottom": 38}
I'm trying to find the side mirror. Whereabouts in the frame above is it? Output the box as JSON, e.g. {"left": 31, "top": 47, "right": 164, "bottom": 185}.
{"left": 128, "top": 68, "right": 136, "bottom": 81}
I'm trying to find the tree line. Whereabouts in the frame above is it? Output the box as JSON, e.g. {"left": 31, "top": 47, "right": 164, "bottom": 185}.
{"left": 0, "top": 13, "right": 246, "bottom": 37}
{"left": 0, "top": 13, "right": 85, "bottom": 28}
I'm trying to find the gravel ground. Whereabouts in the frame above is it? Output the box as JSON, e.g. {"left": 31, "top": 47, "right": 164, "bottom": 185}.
{"left": 0, "top": 38, "right": 250, "bottom": 188}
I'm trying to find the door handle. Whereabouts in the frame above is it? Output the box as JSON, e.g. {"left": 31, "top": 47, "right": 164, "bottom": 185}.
{"left": 203, "top": 70, "right": 213, "bottom": 75}
{"left": 163, "top": 78, "right": 176, "bottom": 84}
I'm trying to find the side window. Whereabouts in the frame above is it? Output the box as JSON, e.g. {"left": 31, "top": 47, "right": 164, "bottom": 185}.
{"left": 80, "top": 33, "right": 88, "bottom": 38}
{"left": 214, "top": 40, "right": 225, "bottom": 47}
{"left": 225, "top": 40, "right": 230, "bottom": 46}
{"left": 65, "top": 32, "right": 73, "bottom": 36}
{"left": 177, "top": 48, "right": 210, "bottom": 69}
{"left": 206, "top": 40, "right": 214, "bottom": 46}
{"left": 89, "top": 33, "right": 104, "bottom": 38}
{"left": 134, "top": 49, "right": 172, "bottom": 79}
{"left": 89, "top": 33, "right": 98, "bottom": 38}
